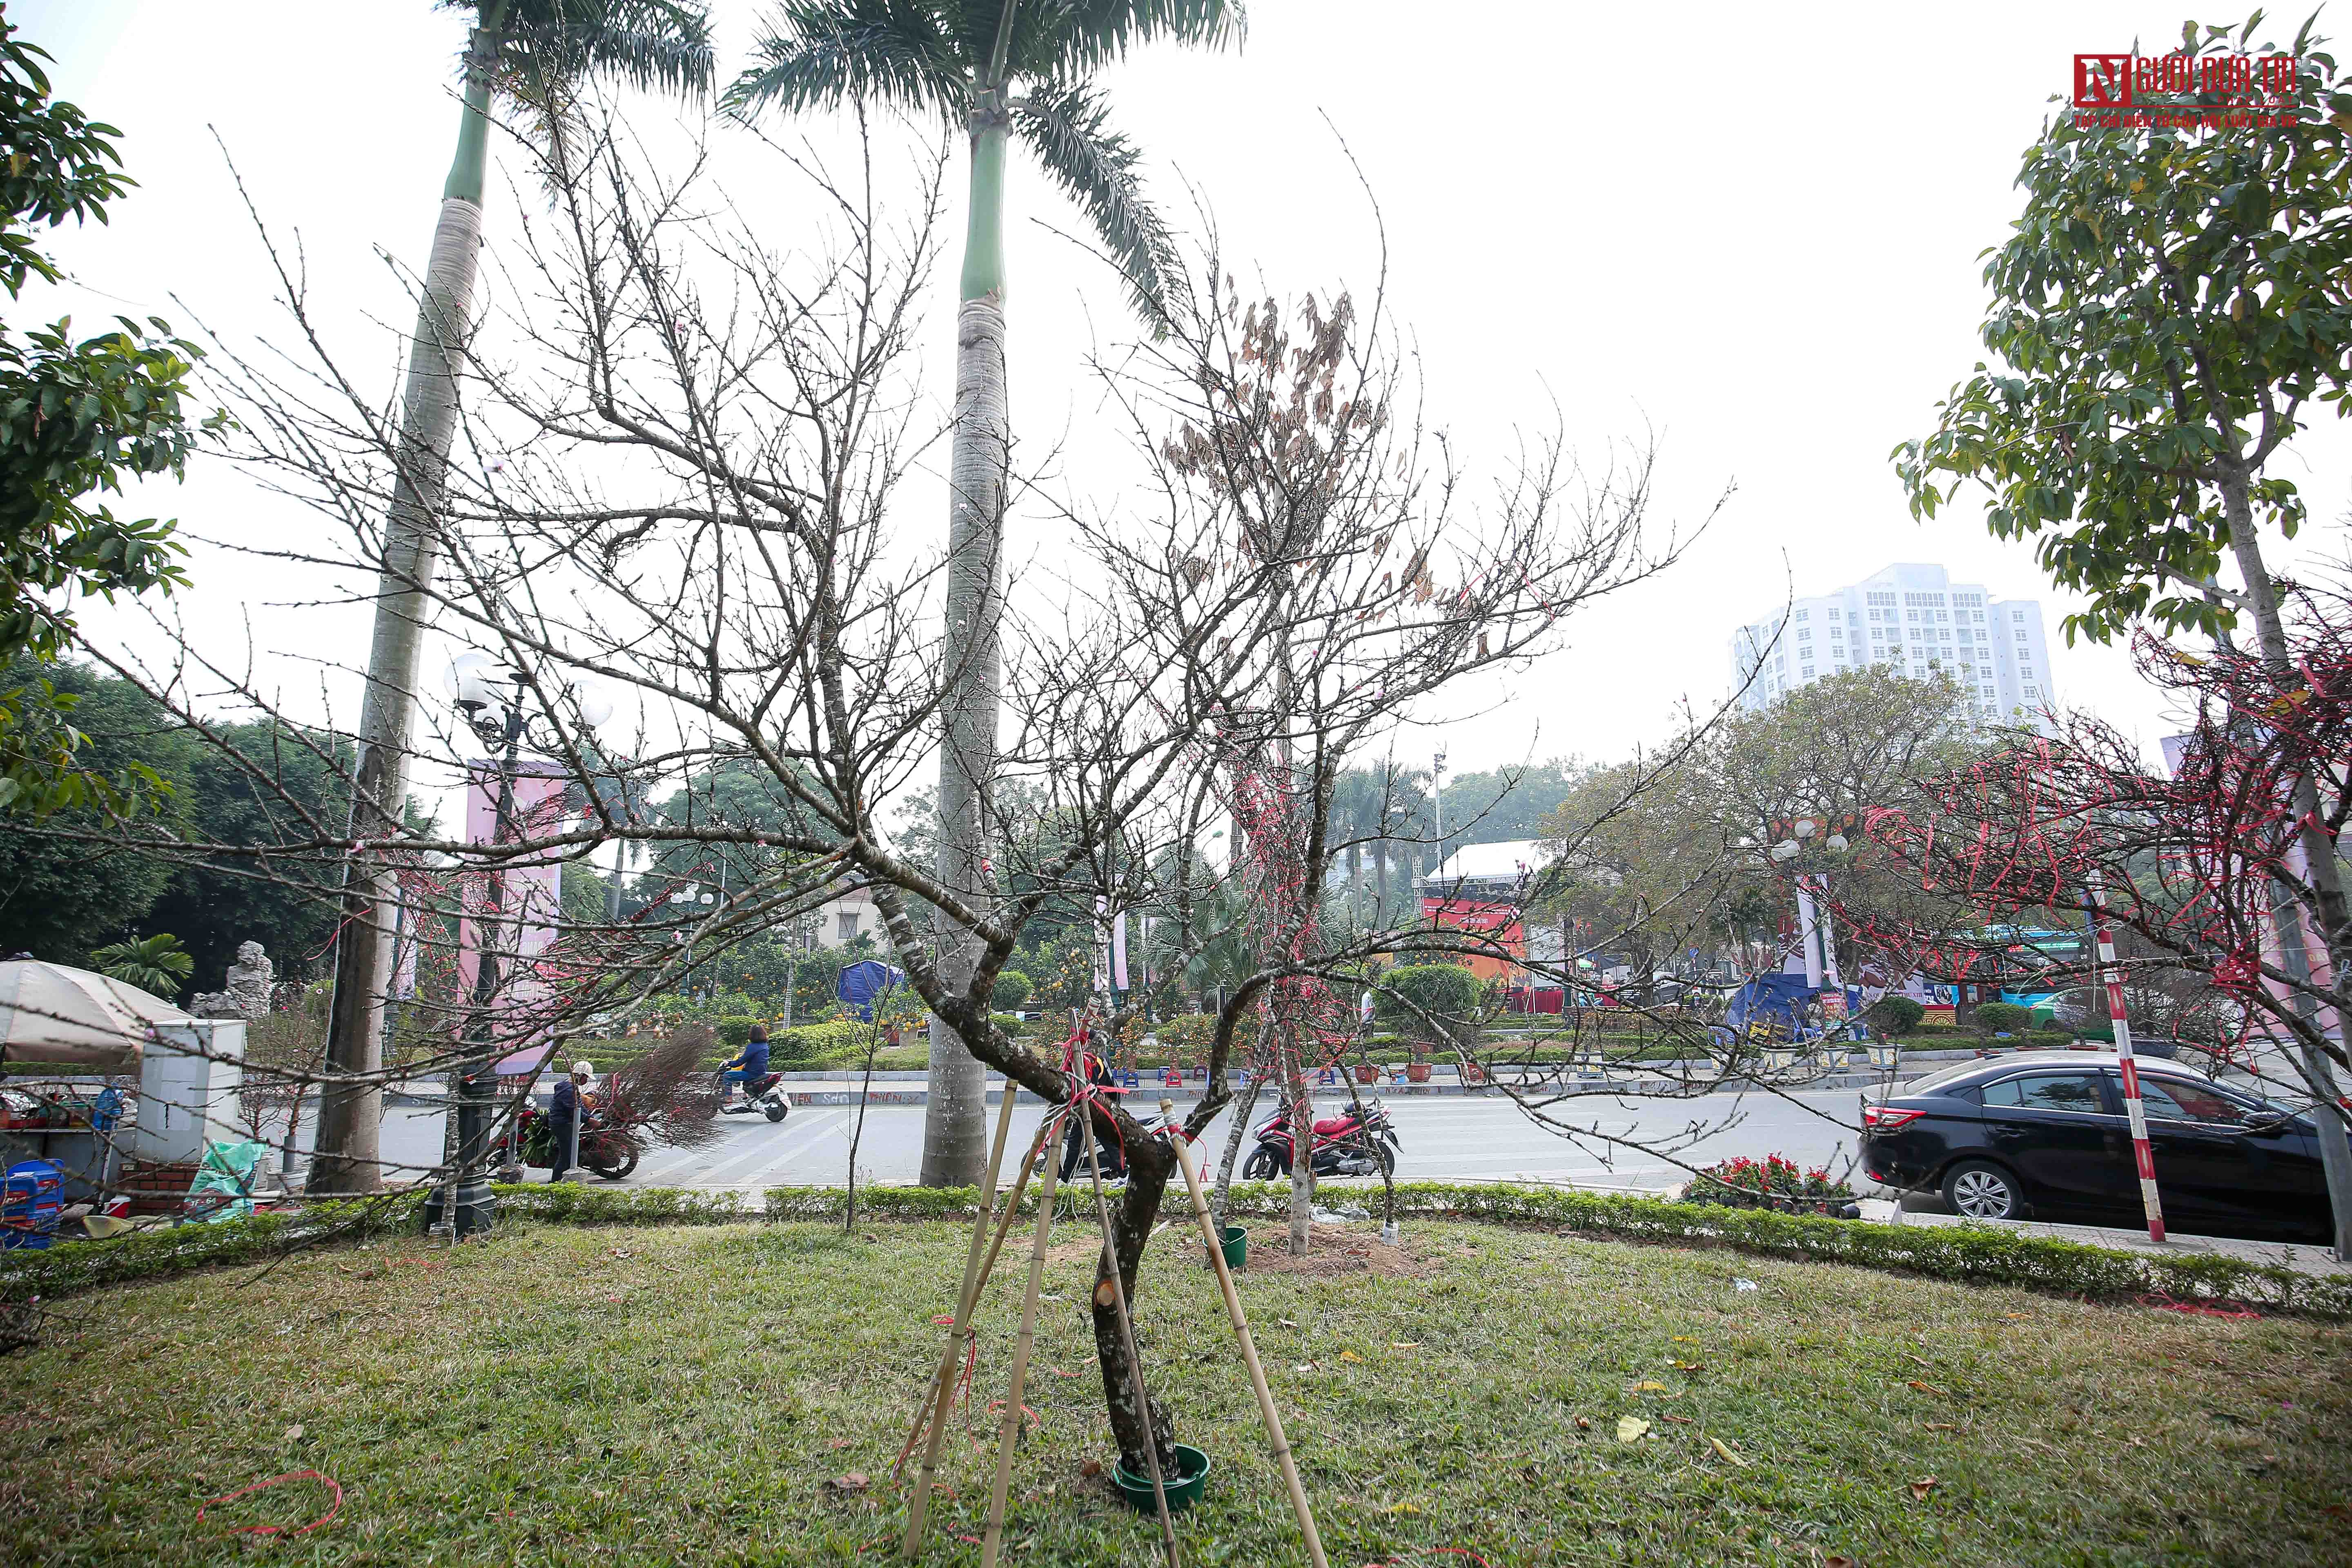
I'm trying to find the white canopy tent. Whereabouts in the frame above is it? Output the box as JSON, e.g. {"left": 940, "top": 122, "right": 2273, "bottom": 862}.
{"left": 0, "top": 958, "right": 191, "bottom": 1071}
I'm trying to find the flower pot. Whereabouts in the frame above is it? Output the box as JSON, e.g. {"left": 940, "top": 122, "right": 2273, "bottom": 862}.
{"left": 1113, "top": 1443, "right": 1211, "bottom": 1513}
{"left": 1406, "top": 1063, "right": 1432, "bottom": 1084}
{"left": 1461, "top": 1062, "right": 1487, "bottom": 1085}
{"left": 1354, "top": 1065, "right": 1379, "bottom": 1085}
{"left": 1210, "top": 1223, "right": 1247, "bottom": 1272}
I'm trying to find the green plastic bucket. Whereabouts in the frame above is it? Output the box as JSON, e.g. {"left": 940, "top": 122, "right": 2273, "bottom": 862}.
{"left": 1211, "top": 1223, "right": 1246, "bottom": 1272}
{"left": 1113, "top": 1443, "right": 1211, "bottom": 1513}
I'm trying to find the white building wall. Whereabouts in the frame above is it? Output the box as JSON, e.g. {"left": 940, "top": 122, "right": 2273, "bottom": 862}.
{"left": 1728, "top": 563, "right": 2056, "bottom": 732}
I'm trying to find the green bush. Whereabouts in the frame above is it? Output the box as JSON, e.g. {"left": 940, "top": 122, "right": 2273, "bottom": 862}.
{"left": 991, "top": 970, "right": 1032, "bottom": 1009}
{"left": 773, "top": 1018, "right": 868, "bottom": 1065}
{"left": 716, "top": 1016, "right": 761, "bottom": 1048}
{"left": 1376, "top": 963, "right": 1483, "bottom": 1047}
{"left": 1972, "top": 1001, "right": 2033, "bottom": 1036}
{"left": 1867, "top": 996, "right": 1925, "bottom": 1033}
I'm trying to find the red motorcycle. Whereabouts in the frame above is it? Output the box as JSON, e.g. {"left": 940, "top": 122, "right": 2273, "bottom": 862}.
{"left": 1242, "top": 1098, "right": 1398, "bottom": 1179}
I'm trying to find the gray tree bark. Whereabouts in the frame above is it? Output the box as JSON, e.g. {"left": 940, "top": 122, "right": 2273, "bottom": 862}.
{"left": 920, "top": 296, "right": 1009, "bottom": 1187}
{"left": 308, "top": 194, "right": 485, "bottom": 1195}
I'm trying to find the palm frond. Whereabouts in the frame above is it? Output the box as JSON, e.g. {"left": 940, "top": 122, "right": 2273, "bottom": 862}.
{"left": 725, "top": 0, "right": 970, "bottom": 119}
{"left": 1009, "top": 0, "right": 1241, "bottom": 83}
{"left": 1013, "top": 75, "right": 1181, "bottom": 327}
{"left": 494, "top": 0, "right": 719, "bottom": 99}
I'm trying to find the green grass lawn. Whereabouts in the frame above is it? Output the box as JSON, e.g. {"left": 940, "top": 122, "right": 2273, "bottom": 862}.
{"left": 4, "top": 1218, "right": 2347, "bottom": 1566}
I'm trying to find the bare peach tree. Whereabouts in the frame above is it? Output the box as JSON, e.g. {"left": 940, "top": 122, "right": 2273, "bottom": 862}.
{"left": 71, "top": 110, "right": 1691, "bottom": 1473}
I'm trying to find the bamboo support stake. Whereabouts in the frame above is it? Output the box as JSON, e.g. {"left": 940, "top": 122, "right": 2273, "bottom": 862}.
{"left": 978, "top": 1118, "right": 1062, "bottom": 1568}
{"left": 1162, "top": 1097, "right": 1327, "bottom": 1568}
{"left": 894, "top": 1121, "right": 1051, "bottom": 1474}
{"left": 902, "top": 1082, "right": 1021, "bottom": 1558}
{"left": 1081, "top": 1108, "right": 1182, "bottom": 1568}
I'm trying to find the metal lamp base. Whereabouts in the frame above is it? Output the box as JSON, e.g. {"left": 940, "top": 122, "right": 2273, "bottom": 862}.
{"left": 419, "top": 1178, "right": 499, "bottom": 1238}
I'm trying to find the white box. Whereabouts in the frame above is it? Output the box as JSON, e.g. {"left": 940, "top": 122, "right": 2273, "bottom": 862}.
{"left": 133, "top": 1020, "right": 246, "bottom": 1165}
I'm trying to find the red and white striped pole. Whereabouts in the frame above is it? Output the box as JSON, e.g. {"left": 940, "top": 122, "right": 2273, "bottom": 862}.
{"left": 2088, "top": 871, "right": 2165, "bottom": 1244}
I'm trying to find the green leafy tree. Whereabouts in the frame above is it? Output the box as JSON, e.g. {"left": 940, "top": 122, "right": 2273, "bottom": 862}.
{"left": 728, "top": 0, "right": 1240, "bottom": 1187}
{"left": 1374, "top": 961, "right": 1482, "bottom": 1051}
{"left": 140, "top": 720, "right": 356, "bottom": 991}
{"left": 1897, "top": 15, "right": 2352, "bottom": 1249}
{"left": 1898, "top": 16, "right": 2352, "bottom": 647}
{"left": 0, "top": 659, "right": 196, "bottom": 959}
{"left": 312, "top": 0, "right": 715, "bottom": 1197}
{"left": 0, "top": 7, "right": 209, "bottom": 816}
{"left": 88, "top": 932, "right": 192, "bottom": 999}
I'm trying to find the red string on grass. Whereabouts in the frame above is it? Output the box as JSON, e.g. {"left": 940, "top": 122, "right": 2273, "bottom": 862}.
{"left": 197, "top": 1470, "right": 344, "bottom": 1537}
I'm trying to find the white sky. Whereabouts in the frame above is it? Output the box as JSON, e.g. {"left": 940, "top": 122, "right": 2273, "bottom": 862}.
{"left": 17, "top": 0, "right": 2350, "bottom": 793}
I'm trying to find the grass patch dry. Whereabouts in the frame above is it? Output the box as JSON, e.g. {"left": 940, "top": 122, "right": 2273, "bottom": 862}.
{"left": 3, "top": 1218, "right": 2348, "bottom": 1566}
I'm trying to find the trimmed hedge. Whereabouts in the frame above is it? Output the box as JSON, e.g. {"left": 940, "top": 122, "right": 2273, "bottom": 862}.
{"left": 774, "top": 1018, "right": 870, "bottom": 1064}
{"left": 10, "top": 1179, "right": 2345, "bottom": 1319}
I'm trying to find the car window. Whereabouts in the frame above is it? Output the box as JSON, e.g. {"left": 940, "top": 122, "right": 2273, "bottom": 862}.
{"left": 1981, "top": 1072, "right": 2107, "bottom": 1114}
{"left": 2132, "top": 1076, "right": 2248, "bottom": 1125}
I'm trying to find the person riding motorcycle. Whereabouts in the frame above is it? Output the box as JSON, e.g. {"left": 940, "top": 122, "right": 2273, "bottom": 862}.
{"left": 1057, "top": 1035, "right": 1128, "bottom": 1182}
{"left": 724, "top": 1025, "right": 779, "bottom": 1105}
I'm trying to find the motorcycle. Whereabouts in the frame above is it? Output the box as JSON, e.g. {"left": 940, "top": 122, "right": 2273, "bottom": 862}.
{"left": 1054, "top": 1101, "right": 1179, "bottom": 1183}
{"left": 514, "top": 1102, "right": 641, "bottom": 1180}
{"left": 1242, "top": 1098, "right": 1399, "bottom": 1180}
{"left": 716, "top": 1067, "right": 792, "bottom": 1123}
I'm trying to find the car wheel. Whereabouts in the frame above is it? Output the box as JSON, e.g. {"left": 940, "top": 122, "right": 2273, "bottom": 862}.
{"left": 1942, "top": 1159, "right": 2021, "bottom": 1221}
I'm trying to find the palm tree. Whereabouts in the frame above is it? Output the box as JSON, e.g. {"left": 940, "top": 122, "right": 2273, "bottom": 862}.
{"left": 89, "top": 934, "right": 194, "bottom": 1001}
{"left": 311, "top": 0, "right": 715, "bottom": 1197}
{"left": 728, "top": 0, "right": 1240, "bottom": 1186}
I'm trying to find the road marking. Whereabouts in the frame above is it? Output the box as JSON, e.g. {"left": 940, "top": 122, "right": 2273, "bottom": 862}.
{"left": 684, "top": 1108, "right": 853, "bottom": 1186}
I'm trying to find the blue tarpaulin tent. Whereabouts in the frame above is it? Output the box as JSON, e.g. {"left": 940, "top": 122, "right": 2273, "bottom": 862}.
{"left": 837, "top": 959, "right": 907, "bottom": 1021}
{"left": 1724, "top": 973, "right": 1813, "bottom": 1032}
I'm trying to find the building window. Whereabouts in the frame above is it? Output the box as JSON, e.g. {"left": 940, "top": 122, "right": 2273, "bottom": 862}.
{"left": 2012, "top": 610, "right": 2026, "bottom": 622}
{"left": 1797, "top": 628, "right": 1812, "bottom": 642}
{"left": 2016, "top": 628, "right": 2028, "bottom": 641}
{"left": 1795, "top": 609, "right": 1809, "bottom": 622}
{"left": 837, "top": 912, "right": 861, "bottom": 942}
{"left": 2024, "top": 684, "right": 2040, "bottom": 697}
{"left": 1800, "top": 664, "right": 1814, "bottom": 677}
{"left": 1936, "top": 609, "right": 1949, "bottom": 621}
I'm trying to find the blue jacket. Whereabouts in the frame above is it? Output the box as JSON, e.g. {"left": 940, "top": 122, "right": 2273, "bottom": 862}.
{"left": 552, "top": 1079, "right": 581, "bottom": 1125}
{"left": 733, "top": 1039, "right": 771, "bottom": 1078}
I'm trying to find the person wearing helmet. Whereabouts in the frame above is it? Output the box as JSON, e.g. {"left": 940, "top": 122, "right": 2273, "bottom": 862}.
{"left": 549, "top": 1060, "right": 594, "bottom": 1182}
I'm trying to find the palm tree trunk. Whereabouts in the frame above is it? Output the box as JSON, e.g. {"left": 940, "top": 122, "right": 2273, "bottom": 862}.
{"left": 920, "top": 107, "right": 1011, "bottom": 1187}
{"left": 309, "top": 18, "right": 500, "bottom": 1195}
{"left": 1374, "top": 840, "right": 1388, "bottom": 929}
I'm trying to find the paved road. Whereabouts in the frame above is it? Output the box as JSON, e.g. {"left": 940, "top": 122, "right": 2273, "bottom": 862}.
{"left": 365, "top": 1085, "right": 1868, "bottom": 1194}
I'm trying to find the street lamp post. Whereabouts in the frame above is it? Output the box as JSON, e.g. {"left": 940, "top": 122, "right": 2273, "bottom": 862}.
{"left": 423, "top": 655, "right": 609, "bottom": 1239}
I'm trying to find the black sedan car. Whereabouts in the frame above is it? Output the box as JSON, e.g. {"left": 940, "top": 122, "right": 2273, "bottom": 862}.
{"left": 1860, "top": 1052, "right": 2333, "bottom": 1243}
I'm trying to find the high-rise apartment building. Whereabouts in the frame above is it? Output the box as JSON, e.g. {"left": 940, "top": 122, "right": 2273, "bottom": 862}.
{"left": 1727, "top": 563, "right": 2056, "bottom": 729}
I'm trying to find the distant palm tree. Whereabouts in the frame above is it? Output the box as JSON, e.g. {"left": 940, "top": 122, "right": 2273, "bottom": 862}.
{"left": 89, "top": 933, "right": 193, "bottom": 1001}
{"left": 314, "top": 1, "right": 715, "bottom": 1197}
{"left": 728, "top": 0, "right": 1240, "bottom": 1187}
